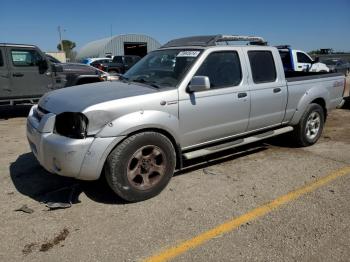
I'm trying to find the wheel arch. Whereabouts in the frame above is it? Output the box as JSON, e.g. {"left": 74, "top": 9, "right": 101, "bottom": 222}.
{"left": 125, "top": 128, "right": 183, "bottom": 170}
{"left": 311, "top": 97, "right": 327, "bottom": 121}
{"left": 97, "top": 127, "right": 182, "bottom": 181}
{"left": 290, "top": 86, "right": 329, "bottom": 125}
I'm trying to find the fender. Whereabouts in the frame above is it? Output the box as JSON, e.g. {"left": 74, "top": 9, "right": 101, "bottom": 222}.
{"left": 96, "top": 110, "right": 181, "bottom": 144}
{"left": 290, "top": 86, "right": 329, "bottom": 125}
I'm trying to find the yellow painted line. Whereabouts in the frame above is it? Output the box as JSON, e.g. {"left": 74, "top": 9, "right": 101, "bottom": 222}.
{"left": 144, "top": 166, "right": 350, "bottom": 262}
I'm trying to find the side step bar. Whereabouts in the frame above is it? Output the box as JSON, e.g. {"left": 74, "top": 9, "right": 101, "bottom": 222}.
{"left": 183, "top": 126, "right": 293, "bottom": 160}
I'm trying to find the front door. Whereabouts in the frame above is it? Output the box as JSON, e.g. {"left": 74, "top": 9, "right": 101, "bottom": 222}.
{"left": 7, "top": 47, "right": 53, "bottom": 99}
{"left": 179, "top": 50, "right": 250, "bottom": 149}
{"left": 0, "top": 47, "right": 11, "bottom": 100}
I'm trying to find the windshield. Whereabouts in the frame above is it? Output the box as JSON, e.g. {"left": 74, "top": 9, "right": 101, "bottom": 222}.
{"left": 123, "top": 49, "right": 202, "bottom": 88}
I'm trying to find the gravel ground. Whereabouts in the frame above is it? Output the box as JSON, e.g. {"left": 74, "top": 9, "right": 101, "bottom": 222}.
{"left": 0, "top": 97, "right": 349, "bottom": 261}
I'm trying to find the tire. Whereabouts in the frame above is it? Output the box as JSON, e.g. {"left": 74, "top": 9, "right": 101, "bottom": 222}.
{"left": 292, "top": 103, "right": 325, "bottom": 147}
{"left": 104, "top": 132, "right": 176, "bottom": 202}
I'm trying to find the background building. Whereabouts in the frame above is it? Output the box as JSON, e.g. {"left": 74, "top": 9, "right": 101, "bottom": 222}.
{"left": 45, "top": 51, "right": 66, "bottom": 62}
{"left": 76, "top": 34, "right": 161, "bottom": 61}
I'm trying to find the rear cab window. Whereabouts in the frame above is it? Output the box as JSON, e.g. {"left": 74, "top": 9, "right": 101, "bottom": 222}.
{"left": 113, "top": 56, "right": 123, "bottom": 63}
{"left": 248, "top": 51, "right": 277, "bottom": 83}
{"left": 124, "top": 56, "right": 134, "bottom": 65}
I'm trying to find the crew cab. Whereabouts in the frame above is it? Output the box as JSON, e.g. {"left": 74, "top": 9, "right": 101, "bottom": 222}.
{"left": 277, "top": 45, "right": 329, "bottom": 73}
{"left": 27, "top": 35, "right": 345, "bottom": 202}
{"left": 0, "top": 43, "right": 107, "bottom": 106}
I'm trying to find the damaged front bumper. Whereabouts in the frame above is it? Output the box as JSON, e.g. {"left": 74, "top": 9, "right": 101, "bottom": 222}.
{"left": 26, "top": 105, "right": 124, "bottom": 180}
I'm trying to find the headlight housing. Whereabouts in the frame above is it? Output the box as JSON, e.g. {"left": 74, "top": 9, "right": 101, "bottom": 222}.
{"left": 55, "top": 112, "right": 88, "bottom": 139}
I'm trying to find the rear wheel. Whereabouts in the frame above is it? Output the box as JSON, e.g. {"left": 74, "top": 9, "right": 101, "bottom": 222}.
{"left": 292, "top": 103, "right": 324, "bottom": 146}
{"left": 104, "top": 132, "right": 176, "bottom": 202}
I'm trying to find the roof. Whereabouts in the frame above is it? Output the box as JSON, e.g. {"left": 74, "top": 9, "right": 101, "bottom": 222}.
{"left": 0, "top": 43, "right": 36, "bottom": 48}
{"left": 161, "top": 35, "right": 266, "bottom": 48}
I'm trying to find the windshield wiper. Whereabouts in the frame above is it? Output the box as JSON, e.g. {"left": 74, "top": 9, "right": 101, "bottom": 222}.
{"left": 119, "top": 75, "right": 129, "bottom": 81}
{"left": 132, "top": 78, "right": 160, "bottom": 89}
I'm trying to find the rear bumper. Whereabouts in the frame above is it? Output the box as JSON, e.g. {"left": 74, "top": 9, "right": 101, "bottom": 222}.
{"left": 26, "top": 105, "right": 124, "bottom": 180}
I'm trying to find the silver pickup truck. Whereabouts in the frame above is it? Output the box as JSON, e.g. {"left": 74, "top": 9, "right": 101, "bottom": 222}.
{"left": 26, "top": 35, "right": 346, "bottom": 202}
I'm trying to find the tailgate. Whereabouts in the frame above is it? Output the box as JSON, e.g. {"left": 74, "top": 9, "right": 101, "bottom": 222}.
{"left": 344, "top": 75, "right": 350, "bottom": 98}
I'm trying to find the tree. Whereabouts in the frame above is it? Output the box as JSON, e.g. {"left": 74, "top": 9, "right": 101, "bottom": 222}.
{"left": 57, "top": 40, "right": 76, "bottom": 61}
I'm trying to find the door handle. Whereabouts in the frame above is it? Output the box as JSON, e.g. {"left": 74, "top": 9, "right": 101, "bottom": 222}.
{"left": 12, "top": 73, "right": 24, "bottom": 77}
{"left": 238, "top": 92, "right": 247, "bottom": 98}
{"left": 297, "top": 66, "right": 302, "bottom": 68}
{"left": 273, "top": 88, "right": 281, "bottom": 93}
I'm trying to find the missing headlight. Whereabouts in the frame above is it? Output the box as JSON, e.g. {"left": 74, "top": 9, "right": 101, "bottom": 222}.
{"left": 55, "top": 112, "right": 88, "bottom": 139}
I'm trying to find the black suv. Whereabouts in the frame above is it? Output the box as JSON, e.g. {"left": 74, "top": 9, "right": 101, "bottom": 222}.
{"left": 0, "top": 43, "right": 106, "bottom": 105}
{"left": 91, "top": 55, "right": 140, "bottom": 74}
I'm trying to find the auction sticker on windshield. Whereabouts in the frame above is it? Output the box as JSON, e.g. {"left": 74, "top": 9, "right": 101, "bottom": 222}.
{"left": 177, "top": 51, "right": 200, "bottom": 57}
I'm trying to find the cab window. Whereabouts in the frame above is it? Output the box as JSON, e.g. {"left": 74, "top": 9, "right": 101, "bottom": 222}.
{"left": 124, "top": 56, "right": 133, "bottom": 65}
{"left": 11, "top": 49, "right": 42, "bottom": 67}
{"left": 297, "top": 52, "right": 312, "bottom": 64}
{"left": 248, "top": 51, "right": 277, "bottom": 84}
{"left": 195, "top": 51, "right": 242, "bottom": 88}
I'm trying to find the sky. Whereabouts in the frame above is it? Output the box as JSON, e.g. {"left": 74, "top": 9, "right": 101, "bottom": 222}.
{"left": 0, "top": 0, "right": 349, "bottom": 53}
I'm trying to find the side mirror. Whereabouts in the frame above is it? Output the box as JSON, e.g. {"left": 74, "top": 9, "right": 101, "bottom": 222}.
{"left": 38, "top": 59, "right": 49, "bottom": 74}
{"left": 51, "top": 63, "right": 63, "bottom": 73}
{"left": 187, "top": 76, "right": 210, "bottom": 93}
{"left": 313, "top": 57, "right": 320, "bottom": 63}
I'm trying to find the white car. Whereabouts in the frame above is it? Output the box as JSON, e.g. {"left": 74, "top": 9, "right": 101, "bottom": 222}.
{"left": 277, "top": 46, "right": 329, "bottom": 72}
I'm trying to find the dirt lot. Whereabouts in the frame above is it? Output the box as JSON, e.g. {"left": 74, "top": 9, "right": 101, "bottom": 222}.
{"left": 0, "top": 102, "right": 350, "bottom": 261}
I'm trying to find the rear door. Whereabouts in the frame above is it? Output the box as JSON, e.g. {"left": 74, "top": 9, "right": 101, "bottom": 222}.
{"left": 0, "top": 47, "right": 11, "bottom": 100}
{"left": 246, "top": 49, "right": 287, "bottom": 131}
{"left": 7, "top": 47, "right": 53, "bottom": 98}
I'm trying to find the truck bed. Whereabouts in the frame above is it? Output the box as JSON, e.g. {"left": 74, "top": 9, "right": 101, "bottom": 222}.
{"left": 285, "top": 71, "right": 343, "bottom": 82}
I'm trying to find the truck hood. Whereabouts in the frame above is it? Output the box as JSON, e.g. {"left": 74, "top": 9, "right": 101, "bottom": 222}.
{"left": 60, "top": 63, "right": 100, "bottom": 75}
{"left": 39, "top": 81, "right": 157, "bottom": 114}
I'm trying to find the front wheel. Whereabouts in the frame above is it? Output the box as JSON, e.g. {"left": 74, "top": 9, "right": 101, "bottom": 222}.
{"left": 292, "top": 103, "right": 325, "bottom": 147}
{"left": 104, "top": 132, "right": 176, "bottom": 202}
